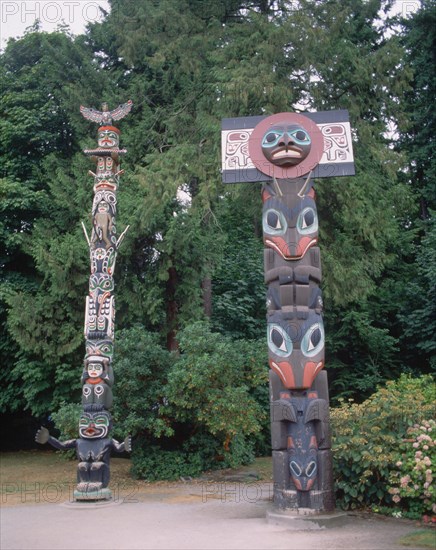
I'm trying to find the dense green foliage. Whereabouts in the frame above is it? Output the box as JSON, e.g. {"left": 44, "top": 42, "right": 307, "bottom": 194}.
{"left": 331, "top": 374, "right": 435, "bottom": 515}
{"left": 0, "top": 0, "right": 434, "bottom": 484}
{"left": 116, "top": 323, "right": 269, "bottom": 477}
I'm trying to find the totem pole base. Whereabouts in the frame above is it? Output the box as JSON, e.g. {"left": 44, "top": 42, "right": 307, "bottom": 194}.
{"left": 272, "top": 486, "right": 335, "bottom": 512}
{"left": 74, "top": 487, "right": 112, "bottom": 501}
{"left": 266, "top": 507, "right": 350, "bottom": 530}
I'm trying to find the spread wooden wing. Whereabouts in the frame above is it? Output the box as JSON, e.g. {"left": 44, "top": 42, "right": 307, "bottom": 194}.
{"left": 80, "top": 105, "right": 104, "bottom": 123}
{"left": 110, "top": 100, "right": 133, "bottom": 121}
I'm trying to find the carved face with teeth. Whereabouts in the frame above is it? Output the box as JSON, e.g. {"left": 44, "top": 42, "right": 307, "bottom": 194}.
{"left": 261, "top": 124, "right": 312, "bottom": 167}
{"left": 79, "top": 409, "right": 111, "bottom": 439}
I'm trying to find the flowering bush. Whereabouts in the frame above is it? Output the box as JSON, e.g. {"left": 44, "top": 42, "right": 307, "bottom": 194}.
{"left": 331, "top": 374, "right": 435, "bottom": 511}
{"left": 388, "top": 419, "right": 435, "bottom": 518}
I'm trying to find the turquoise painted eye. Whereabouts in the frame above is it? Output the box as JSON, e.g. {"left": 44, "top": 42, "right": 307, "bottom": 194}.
{"left": 263, "top": 209, "right": 287, "bottom": 235}
{"left": 94, "top": 415, "right": 109, "bottom": 426}
{"left": 268, "top": 324, "right": 293, "bottom": 357}
{"left": 289, "top": 129, "right": 311, "bottom": 144}
{"left": 262, "top": 131, "right": 284, "bottom": 147}
{"left": 297, "top": 207, "right": 318, "bottom": 235}
{"left": 301, "top": 323, "right": 324, "bottom": 357}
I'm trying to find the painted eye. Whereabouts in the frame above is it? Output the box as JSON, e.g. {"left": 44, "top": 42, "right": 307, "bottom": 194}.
{"left": 100, "top": 344, "right": 113, "bottom": 354}
{"left": 268, "top": 324, "right": 293, "bottom": 357}
{"left": 263, "top": 209, "right": 287, "bottom": 235}
{"left": 301, "top": 323, "right": 324, "bottom": 357}
{"left": 306, "top": 461, "right": 317, "bottom": 478}
{"left": 290, "top": 129, "right": 311, "bottom": 144}
{"left": 297, "top": 207, "right": 318, "bottom": 235}
{"left": 262, "top": 131, "right": 283, "bottom": 146}
{"left": 290, "top": 461, "right": 302, "bottom": 477}
{"left": 79, "top": 416, "right": 89, "bottom": 426}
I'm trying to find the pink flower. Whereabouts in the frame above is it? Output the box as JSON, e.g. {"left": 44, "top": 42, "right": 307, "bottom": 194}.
{"left": 392, "top": 495, "right": 401, "bottom": 503}
{"left": 396, "top": 461, "right": 403, "bottom": 467}
{"left": 400, "top": 475, "right": 410, "bottom": 487}
{"left": 413, "top": 442, "right": 419, "bottom": 448}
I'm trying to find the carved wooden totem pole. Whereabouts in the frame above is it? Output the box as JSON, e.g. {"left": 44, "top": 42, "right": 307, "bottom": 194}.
{"left": 36, "top": 101, "right": 133, "bottom": 501}
{"left": 222, "top": 111, "right": 355, "bottom": 512}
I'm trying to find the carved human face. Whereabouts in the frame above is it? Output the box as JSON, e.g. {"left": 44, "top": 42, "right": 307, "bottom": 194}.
{"left": 79, "top": 410, "right": 111, "bottom": 439}
{"left": 261, "top": 124, "right": 311, "bottom": 167}
{"left": 88, "top": 363, "right": 103, "bottom": 378}
{"left": 98, "top": 129, "right": 119, "bottom": 148}
{"left": 98, "top": 200, "right": 109, "bottom": 212}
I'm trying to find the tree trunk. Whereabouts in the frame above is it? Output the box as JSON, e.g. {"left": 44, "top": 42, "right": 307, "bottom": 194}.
{"left": 166, "top": 265, "right": 179, "bottom": 351}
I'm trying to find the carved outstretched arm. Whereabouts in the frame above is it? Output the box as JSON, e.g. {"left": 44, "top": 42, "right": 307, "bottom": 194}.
{"left": 112, "top": 436, "right": 132, "bottom": 453}
{"left": 35, "top": 427, "right": 77, "bottom": 451}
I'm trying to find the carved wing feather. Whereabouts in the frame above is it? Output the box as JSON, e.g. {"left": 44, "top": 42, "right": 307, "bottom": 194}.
{"left": 110, "top": 100, "right": 133, "bottom": 121}
{"left": 80, "top": 105, "right": 104, "bottom": 123}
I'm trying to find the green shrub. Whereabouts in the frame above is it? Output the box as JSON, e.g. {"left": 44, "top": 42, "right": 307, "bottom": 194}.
{"left": 51, "top": 402, "right": 82, "bottom": 440}
{"left": 50, "top": 401, "right": 82, "bottom": 459}
{"left": 162, "top": 322, "right": 269, "bottom": 469}
{"left": 113, "top": 322, "right": 269, "bottom": 480}
{"left": 131, "top": 445, "right": 206, "bottom": 481}
{"left": 331, "top": 374, "right": 435, "bottom": 511}
{"left": 112, "top": 327, "right": 175, "bottom": 441}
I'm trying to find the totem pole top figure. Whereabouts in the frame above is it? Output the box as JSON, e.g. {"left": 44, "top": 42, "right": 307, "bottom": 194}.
{"left": 221, "top": 110, "right": 355, "bottom": 183}
{"left": 80, "top": 100, "right": 133, "bottom": 126}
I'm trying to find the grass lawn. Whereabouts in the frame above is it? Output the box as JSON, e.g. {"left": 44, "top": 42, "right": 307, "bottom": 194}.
{"left": 0, "top": 450, "right": 273, "bottom": 506}
{"left": 397, "top": 530, "right": 436, "bottom": 548}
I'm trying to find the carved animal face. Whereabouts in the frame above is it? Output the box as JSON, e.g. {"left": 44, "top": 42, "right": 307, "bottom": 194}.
{"left": 261, "top": 124, "right": 311, "bottom": 167}
{"left": 288, "top": 435, "right": 318, "bottom": 491}
{"left": 85, "top": 340, "right": 114, "bottom": 361}
{"left": 267, "top": 310, "right": 325, "bottom": 389}
{"left": 89, "top": 273, "right": 114, "bottom": 295}
{"left": 262, "top": 185, "right": 318, "bottom": 260}
{"left": 79, "top": 410, "right": 111, "bottom": 439}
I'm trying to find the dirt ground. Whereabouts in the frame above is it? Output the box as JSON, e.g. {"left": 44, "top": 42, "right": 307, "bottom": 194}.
{"left": 1, "top": 451, "right": 435, "bottom": 550}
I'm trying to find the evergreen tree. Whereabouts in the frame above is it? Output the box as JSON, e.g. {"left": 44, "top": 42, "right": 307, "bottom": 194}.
{"left": 0, "top": 29, "right": 109, "bottom": 415}
{"left": 0, "top": 0, "right": 429, "bottom": 422}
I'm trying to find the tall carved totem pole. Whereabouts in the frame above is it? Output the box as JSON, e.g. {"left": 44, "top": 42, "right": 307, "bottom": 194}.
{"left": 35, "top": 101, "right": 133, "bottom": 501}
{"left": 222, "top": 111, "right": 355, "bottom": 512}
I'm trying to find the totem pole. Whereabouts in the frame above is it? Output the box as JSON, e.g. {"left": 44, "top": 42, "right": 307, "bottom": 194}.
{"left": 35, "top": 101, "right": 133, "bottom": 501}
{"left": 221, "top": 110, "right": 355, "bottom": 512}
